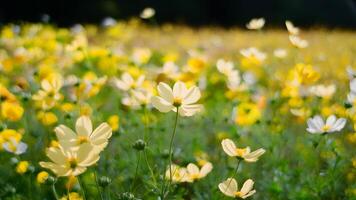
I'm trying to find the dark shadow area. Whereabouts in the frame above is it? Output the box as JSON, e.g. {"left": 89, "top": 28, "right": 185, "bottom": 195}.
{"left": 0, "top": 0, "right": 356, "bottom": 28}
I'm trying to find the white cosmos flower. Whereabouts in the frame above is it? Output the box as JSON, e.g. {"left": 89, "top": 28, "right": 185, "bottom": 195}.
{"left": 285, "top": 20, "right": 299, "bottom": 35}
{"left": 246, "top": 18, "right": 265, "bottom": 30}
{"left": 40, "top": 143, "right": 99, "bottom": 177}
{"left": 221, "top": 139, "right": 265, "bottom": 162}
{"left": 113, "top": 72, "right": 145, "bottom": 91}
{"left": 289, "top": 35, "right": 308, "bottom": 48}
{"left": 240, "top": 47, "right": 266, "bottom": 62}
{"left": 218, "top": 178, "right": 256, "bottom": 199}
{"left": 3, "top": 139, "right": 28, "bottom": 155}
{"left": 306, "top": 115, "right": 346, "bottom": 134}
{"left": 185, "top": 162, "right": 213, "bottom": 182}
{"left": 161, "top": 61, "right": 179, "bottom": 79}
{"left": 346, "top": 66, "right": 356, "bottom": 79}
{"left": 217, "top": 59, "right": 234, "bottom": 76}
{"left": 273, "top": 48, "right": 287, "bottom": 58}
{"left": 55, "top": 116, "right": 112, "bottom": 153}
{"left": 151, "top": 81, "right": 202, "bottom": 117}
{"left": 140, "top": 7, "right": 155, "bottom": 19}
{"left": 309, "top": 84, "right": 336, "bottom": 99}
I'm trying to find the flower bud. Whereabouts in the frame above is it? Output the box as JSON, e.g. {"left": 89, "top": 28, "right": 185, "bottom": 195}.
{"left": 99, "top": 176, "right": 111, "bottom": 187}
{"left": 132, "top": 139, "right": 146, "bottom": 151}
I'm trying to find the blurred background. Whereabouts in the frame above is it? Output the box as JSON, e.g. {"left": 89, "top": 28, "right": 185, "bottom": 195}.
{"left": 1, "top": 0, "right": 356, "bottom": 28}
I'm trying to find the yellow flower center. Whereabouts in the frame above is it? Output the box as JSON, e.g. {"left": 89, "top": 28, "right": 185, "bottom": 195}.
{"left": 67, "top": 158, "right": 78, "bottom": 169}
{"left": 77, "top": 136, "right": 89, "bottom": 145}
{"left": 173, "top": 98, "right": 182, "bottom": 107}
{"left": 235, "top": 191, "right": 242, "bottom": 197}
{"left": 235, "top": 148, "right": 248, "bottom": 157}
{"left": 190, "top": 173, "right": 200, "bottom": 180}
{"left": 322, "top": 125, "right": 330, "bottom": 132}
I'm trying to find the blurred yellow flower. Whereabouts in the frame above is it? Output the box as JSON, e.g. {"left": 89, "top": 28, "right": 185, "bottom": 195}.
{"left": 107, "top": 115, "right": 120, "bottom": 131}
{"left": 16, "top": 161, "right": 29, "bottom": 174}
{"left": 234, "top": 102, "right": 261, "bottom": 126}
{"left": 37, "top": 171, "right": 49, "bottom": 184}
{"left": 1, "top": 101, "right": 24, "bottom": 121}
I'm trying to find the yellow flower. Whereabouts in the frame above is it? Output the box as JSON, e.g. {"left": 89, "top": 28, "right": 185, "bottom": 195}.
{"left": 37, "top": 111, "right": 58, "bottom": 126}
{"left": 221, "top": 139, "right": 265, "bottom": 162}
{"left": 1, "top": 101, "right": 24, "bottom": 121}
{"left": 39, "top": 143, "right": 100, "bottom": 177}
{"left": 61, "top": 103, "right": 75, "bottom": 112}
{"left": 107, "top": 115, "right": 119, "bottom": 131}
{"left": 60, "top": 192, "right": 83, "bottom": 200}
{"left": 16, "top": 161, "right": 29, "bottom": 174}
{"left": 37, "top": 171, "right": 49, "bottom": 184}
{"left": 234, "top": 102, "right": 261, "bottom": 126}
{"left": 219, "top": 178, "right": 256, "bottom": 198}
{"left": 187, "top": 57, "right": 206, "bottom": 74}
{"left": 55, "top": 116, "right": 112, "bottom": 153}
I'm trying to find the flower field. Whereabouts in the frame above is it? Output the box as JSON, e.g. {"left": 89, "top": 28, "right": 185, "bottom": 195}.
{"left": 0, "top": 20, "right": 355, "bottom": 200}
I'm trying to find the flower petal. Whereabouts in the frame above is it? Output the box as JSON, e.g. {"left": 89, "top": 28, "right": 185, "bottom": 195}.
{"left": 75, "top": 116, "right": 93, "bottom": 137}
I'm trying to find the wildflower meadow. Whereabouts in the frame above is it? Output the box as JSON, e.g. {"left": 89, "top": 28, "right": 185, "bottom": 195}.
{"left": 0, "top": 16, "right": 355, "bottom": 200}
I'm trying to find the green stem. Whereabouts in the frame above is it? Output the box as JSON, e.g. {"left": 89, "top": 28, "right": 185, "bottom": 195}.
{"left": 78, "top": 176, "right": 87, "bottom": 200}
{"left": 162, "top": 109, "right": 179, "bottom": 199}
{"left": 52, "top": 181, "right": 59, "bottom": 200}
{"left": 144, "top": 149, "right": 158, "bottom": 188}
{"left": 94, "top": 170, "right": 104, "bottom": 200}
{"left": 143, "top": 107, "right": 158, "bottom": 189}
{"left": 130, "top": 152, "right": 141, "bottom": 192}
{"left": 225, "top": 160, "right": 242, "bottom": 196}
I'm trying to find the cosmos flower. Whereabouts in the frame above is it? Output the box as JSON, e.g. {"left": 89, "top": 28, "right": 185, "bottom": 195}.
{"left": 306, "top": 115, "right": 346, "bottom": 134}
{"left": 184, "top": 162, "right": 213, "bottom": 182}
{"left": 40, "top": 143, "right": 100, "bottom": 177}
{"left": 246, "top": 18, "right": 265, "bottom": 30}
{"left": 55, "top": 116, "right": 112, "bottom": 153}
{"left": 113, "top": 72, "right": 145, "bottom": 92}
{"left": 221, "top": 139, "right": 265, "bottom": 162}
{"left": 309, "top": 84, "right": 336, "bottom": 99}
{"left": 151, "top": 81, "right": 202, "bottom": 117}
{"left": 289, "top": 35, "right": 308, "bottom": 48}
{"left": 32, "top": 74, "right": 63, "bottom": 110}
{"left": 165, "top": 164, "right": 188, "bottom": 183}
{"left": 218, "top": 178, "right": 256, "bottom": 199}
{"left": 285, "top": 21, "right": 299, "bottom": 35}
{"left": 3, "top": 139, "right": 27, "bottom": 155}
{"left": 273, "top": 48, "right": 287, "bottom": 58}
{"left": 140, "top": 7, "right": 155, "bottom": 19}
{"left": 217, "top": 59, "right": 235, "bottom": 76}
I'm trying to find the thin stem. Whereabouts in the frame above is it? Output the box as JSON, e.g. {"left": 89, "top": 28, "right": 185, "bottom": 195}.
{"left": 130, "top": 152, "right": 142, "bottom": 192}
{"left": 144, "top": 149, "right": 158, "bottom": 188}
{"left": 162, "top": 109, "right": 179, "bottom": 198}
{"left": 78, "top": 176, "right": 87, "bottom": 200}
{"left": 52, "top": 181, "right": 59, "bottom": 200}
{"left": 94, "top": 170, "right": 104, "bottom": 200}
{"left": 143, "top": 107, "right": 158, "bottom": 189}
{"left": 225, "top": 160, "right": 242, "bottom": 194}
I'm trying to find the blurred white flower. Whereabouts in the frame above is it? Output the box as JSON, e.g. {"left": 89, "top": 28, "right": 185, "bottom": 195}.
{"left": 289, "top": 35, "right": 308, "bottom": 48}
{"left": 309, "top": 84, "right": 336, "bottom": 99}
{"left": 217, "top": 59, "right": 234, "bottom": 76}
{"left": 140, "top": 7, "right": 155, "bottom": 19}
{"left": 246, "top": 18, "right": 265, "bottom": 30}
{"left": 102, "top": 17, "right": 117, "bottom": 27}
{"left": 273, "top": 48, "right": 287, "bottom": 58}
{"left": 240, "top": 47, "right": 266, "bottom": 62}
{"left": 306, "top": 115, "right": 346, "bottom": 134}
{"left": 113, "top": 73, "right": 145, "bottom": 91}
{"left": 3, "top": 139, "right": 28, "bottom": 155}
{"left": 285, "top": 20, "right": 299, "bottom": 35}
{"left": 221, "top": 139, "right": 265, "bottom": 162}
